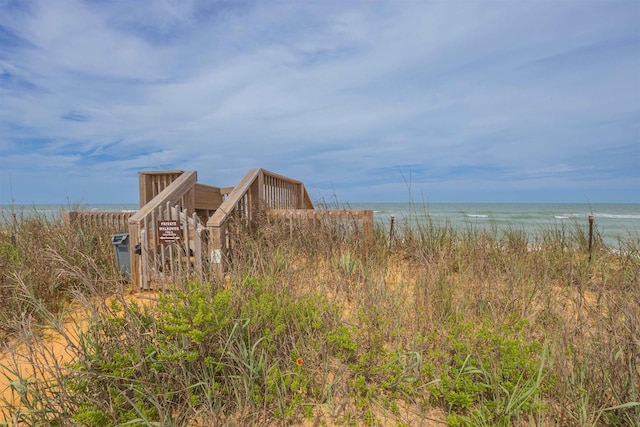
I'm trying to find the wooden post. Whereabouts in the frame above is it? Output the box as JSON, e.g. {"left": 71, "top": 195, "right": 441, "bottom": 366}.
{"left": 193, "top": 212, "right": 203, "bottom": 280}
{"left": 150, "top": 209, "right": 157, "bottom": 284}
{"left": 129, "top": 222, "right": 141, "bottom": 292}
{"left": 258, "top": 171, "right": 264, "bottom": 214}
{"left": 588, "top": 214, "right": 594, "bottom": 261}
{"left": 63, "top": 211, "right": 77, "bottom": 227}
{"left": 250, "top": 179, "right": 260, "bottom": 224}
{"left": 182, "top": 207, "right": 189, "bottom": 277}
{"left": 186, "top": 186, "right": 196, "bottom": 216}
{"left": 140, "top": 228, "right": 148, "bottom": 290}
{"left": 363, "top": 210, "right": 374, "bottom": 250}
{"left": 208, "top": 225, "right": 225, "bottom": 281}
{"left": 389, "top": 214, "right": 395, "bottom": 249}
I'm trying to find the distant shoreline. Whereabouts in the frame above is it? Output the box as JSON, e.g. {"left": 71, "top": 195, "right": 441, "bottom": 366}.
{"left": 2, "top": 202, "right": 638, "bottom": 248}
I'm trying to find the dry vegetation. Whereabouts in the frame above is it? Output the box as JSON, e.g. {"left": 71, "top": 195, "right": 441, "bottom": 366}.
{"left": 1, "top": 205, "right": 638, "bottom": 426}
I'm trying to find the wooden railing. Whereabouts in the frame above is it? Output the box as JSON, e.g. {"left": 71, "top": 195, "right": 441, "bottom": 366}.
{"left": 63, "top": 210, "right": 134, "bottom": 233}
{"left": 268, "top": 209, "right": 373, "bottom": 243}
{"left": 129, "top": 171, "right": 206, "bottom": 290}
{"left": 206, "top": 169, "right": 313, "bottom": 273}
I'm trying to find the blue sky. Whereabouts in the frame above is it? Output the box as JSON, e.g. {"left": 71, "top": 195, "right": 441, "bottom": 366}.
{"left": 1, "top": 0, "right": 638, "bottom": 205}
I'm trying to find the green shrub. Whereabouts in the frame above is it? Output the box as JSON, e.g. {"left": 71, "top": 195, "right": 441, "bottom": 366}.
{"left": 425, "top": 314, "right": 553, "bottom": 426}
{"left": 62, "top": 278, "right": 342, "bottom": 425}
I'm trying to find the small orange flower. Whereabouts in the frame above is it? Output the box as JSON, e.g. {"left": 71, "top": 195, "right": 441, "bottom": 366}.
{"left": 296, "top": 357, "right": 303, "bottom": 366}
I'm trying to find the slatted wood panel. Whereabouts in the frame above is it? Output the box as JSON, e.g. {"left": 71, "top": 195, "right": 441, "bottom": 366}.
{"left": 194, "top": 183, "right": 223, "bottom": 210}
{"left": 63, "top": 211, "right": 134, "bottom": 232}
{"left": 138, "top": 171, "right": 185, "bottom": 208}
{"left": 268, "top": 209, "right": 374, "bottom": 247}
{"left": 262, "top": 170, "right": 311, "bottom": 210}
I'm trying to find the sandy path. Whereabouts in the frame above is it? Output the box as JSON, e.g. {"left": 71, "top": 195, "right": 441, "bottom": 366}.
{"left": 0, "top": 293, "right": 158, "bottom": 424}
{"left": 0, "top": 307, "right": 86, "bottom": 424}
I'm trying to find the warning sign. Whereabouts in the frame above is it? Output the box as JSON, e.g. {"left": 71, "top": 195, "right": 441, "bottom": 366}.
{"left": 158, "top": 220, "right": 182, "bottom": 244}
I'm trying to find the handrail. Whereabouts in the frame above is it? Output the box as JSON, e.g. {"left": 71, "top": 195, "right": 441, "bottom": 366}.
{"left": 207, "top": 168, "right": 313, "bottom": 228}
{"left": 206, "top": 168, "right": 314, "bottom": 275}
{"left": 207, "top": 168, "right": 260, "bottom": 228}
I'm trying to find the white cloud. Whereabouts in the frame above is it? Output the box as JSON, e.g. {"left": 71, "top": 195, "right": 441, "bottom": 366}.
{"left": 0, "top": 0, "right": 638, "bottom": 203}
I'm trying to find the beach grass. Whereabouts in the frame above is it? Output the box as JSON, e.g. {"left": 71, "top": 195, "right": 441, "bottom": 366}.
{"left": 1, "top": 205, "right": 638, "bottom": 426}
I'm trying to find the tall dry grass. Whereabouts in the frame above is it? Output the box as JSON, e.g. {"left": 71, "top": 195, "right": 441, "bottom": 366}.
{"left": 1, "top": 206, "right": 638, "bottom": 426}
{"left": 0, "top": 206, "right": 122, "bottom": 340}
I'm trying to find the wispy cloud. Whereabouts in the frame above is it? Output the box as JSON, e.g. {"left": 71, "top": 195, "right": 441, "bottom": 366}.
{"left": 0, "top": 0, "right": 638, "bottom": 204}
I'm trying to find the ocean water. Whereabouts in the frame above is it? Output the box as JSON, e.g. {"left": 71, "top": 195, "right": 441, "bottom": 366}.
{"left": 349, "top": 203, "right": 640, "bottom": 247}
{"left": 2, "top": 202, "right": 639, "bottom": 248}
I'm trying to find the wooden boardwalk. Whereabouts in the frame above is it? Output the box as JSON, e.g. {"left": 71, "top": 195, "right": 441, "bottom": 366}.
{"left": 66, "top": 169, "right": 372, "bottom": 290}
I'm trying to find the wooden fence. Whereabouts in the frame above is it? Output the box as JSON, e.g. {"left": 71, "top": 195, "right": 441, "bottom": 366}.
{"left": 268, "top": 209, "right": 374, "bottom": 246}
{"left": 63, "top": 211, "right": 134, "bottom": 233}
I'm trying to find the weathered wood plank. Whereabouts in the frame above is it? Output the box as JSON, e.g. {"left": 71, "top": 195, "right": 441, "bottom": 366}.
{"left": 194, "top": 183, "right": 223, "bottom": 211}
{"left": 130, "top": 223, "right": 141, "bottom": 291}
{"left": 138, "top": 170, "right": 184, "bottom": 207}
